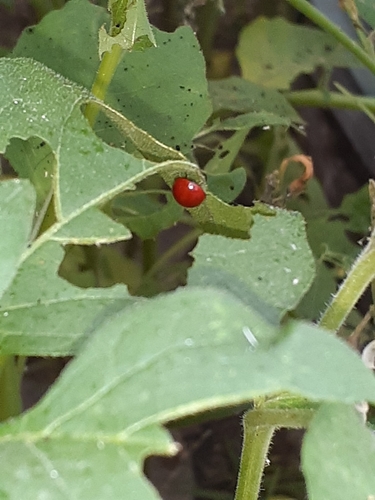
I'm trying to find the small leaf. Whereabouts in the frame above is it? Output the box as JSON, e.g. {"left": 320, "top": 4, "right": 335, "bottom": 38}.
{"left": 302, "top": 403, "right": 375, "bottom": 500}
{"left": 237, "top": 17, "right": 361, "bottom": 89}
{"left": 356, "top": 0, "right": 375, "bottom": 30}
{"left": 192, "top": 195, "right": 254, "bottom": 239}
{"left": 99, "top": 0, "right": 156, "bottom": 55}
{"left": 110, "top": 191, "right": 183, "bottom": 240}
{"left": 189, "top": 209, "right": 315, "bottom": 315}
{"left": 5, "top": 137, "right": 54, "bottom": 214}
{"left": 205, "top": 168, "right": 247, "bottom": 202}
{"left": 209, "top": 76, "right": 301, "bottom": 122}
{"left": 204, "top": 129, "right": 250, "bottom": 174}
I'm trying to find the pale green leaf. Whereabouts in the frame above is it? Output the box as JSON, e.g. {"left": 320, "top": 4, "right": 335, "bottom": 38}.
{"left": 0, "top": 180, "right": 35, "bottom": 300}
{"left": 99, "top": 0, "right": 156, "bottom": 55}
{"left": 189, "top": 209, "right": 315, "bottom": 316}
{"left": 0, "top": 289, "right": 374, "bottom": 498}
{"left": 303, "top": 403, "right": 375, "bottom": 500}
{"left": 237, "top": 17, "right": 361, "bottom": 89}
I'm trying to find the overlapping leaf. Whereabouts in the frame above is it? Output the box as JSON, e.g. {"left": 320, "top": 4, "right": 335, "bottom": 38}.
{"left": 0, "top": 287, "right": 375, "bottom": 499}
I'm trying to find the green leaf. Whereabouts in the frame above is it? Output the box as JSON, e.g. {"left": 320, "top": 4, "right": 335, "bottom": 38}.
{"left": 5, "top": 137, "right": 54, "bottom": 214}
{"left": 99, "top": 0, "right": 156, "bottom": 55}
{"left": 110, "top": 191, "right": 183, "bottom": 240}
{"left": 204, "top": 129, "right": 250, "bottom": 174}
{"left": 0, "top": 289, "right": 374, "bottom": 498}
{"left": 237, "top": 17, "right": 361, "bottom": 90}
{"left": 0, "top": 180, "right": 35, "bottom": 300}
{"left": 209, "top": 76, "right": 302, "bottom": 122}
{"left": 205, "top": 168, "right": 247, "bottom": 202}
{"left": 302, "top": 403, "right": 375, "bottom": 500}
{"left": 356, "top": 0, "right": 375, "bottom": 30}
{"left": 191, "top": 195, "right": 254, "bottom": 239}
{"left": 189, "top": 209, "right": 315, "bottom": 316}
{"left": 0, "top": 57, "right": 149, "bottom": 356}
{"left": 288, "top": 180, "right": 368, "bottom": 320}
{"left": 13, "top": 0, "right": 212, "bottom": 156}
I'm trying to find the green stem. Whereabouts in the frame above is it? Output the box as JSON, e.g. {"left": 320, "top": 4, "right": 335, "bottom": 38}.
{"left": 285, "top": 89, "right": 375, "bottom": 113}
{"left": 142, "top": 239, "right": 157, "bottom": 274}
{"left": 144, "top": 227, "right": 202, "bottom": 278}
{"left": 0, "top": 356, "right": 24, "bottom": 422}
{"left": 285, "top": 0, "right": 375, "bottom": 76}
{"left": 234, "top": 406, "right": 314, "bottom": 500}
{"left": 319, "top": 242, "right": 375, "bottom": 332}
{"left": 85, "top": 43, "right": 123, "bottom": 126}
{"left": 235, "top": 423, "right": 274, "bottom": 500}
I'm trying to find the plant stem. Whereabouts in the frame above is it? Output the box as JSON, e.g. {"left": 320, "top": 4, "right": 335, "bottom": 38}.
{"left": 285, "top": 0, "right": 375, "bottom": 76}
{"left": 319, "top": 241, "right": 375, "bottom": 332}
{"left": 142, "top": 238, "right": 157, "bottom": 274}
{"left": 235, "top": 423, "right": 274, "bottom": 500}
{"left": 0, "top": 356, "right": 24, "bottom": 422}
{"left": 234, "top": 406, "right": 314, "bottom": 500}
{"left": 285, "top": 89, "right": 375, "bottom": 113}
{"left": 85, "top": 43, "right": 123, "bottom": 126}
{"left": 144, "top": 227, "right": 202, "bottom": 278}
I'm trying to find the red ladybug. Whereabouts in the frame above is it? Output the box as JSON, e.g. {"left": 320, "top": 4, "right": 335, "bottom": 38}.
{"left": 172, "top": 178, "right": 206, "bottom": 208}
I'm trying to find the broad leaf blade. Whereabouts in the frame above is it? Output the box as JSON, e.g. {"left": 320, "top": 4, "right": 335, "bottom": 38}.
{"left": 189, "top": 209, "right": 315, "bottom": 315}
{"left": 237, "top": 17, "right": 361, "bottom": 89}
{"left": 0, "top": 288, "right": 374, "bottom": 498}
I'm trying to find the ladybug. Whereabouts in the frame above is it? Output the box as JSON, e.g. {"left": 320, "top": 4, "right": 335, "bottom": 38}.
{"left": 172, "top": 178, "right": 206, "bottom": 208}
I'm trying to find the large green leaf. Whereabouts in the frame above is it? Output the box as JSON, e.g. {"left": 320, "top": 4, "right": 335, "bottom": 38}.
{"left": 0, "top": 288, "right": 374, "bottom": 499}
{"left": 13, "top": 0, "right": 212, "bottom": 156}
{"left": 0, "top": 57, "right": 150, "bottom": 356}
{"left": 237, "top": 17, "right": 361, "bottom": 89}
{"left": 188, "top": 209, "right": 315, "bottom": 317}
{"left": 303, "top": 403, "right": 375, "bottom": 500}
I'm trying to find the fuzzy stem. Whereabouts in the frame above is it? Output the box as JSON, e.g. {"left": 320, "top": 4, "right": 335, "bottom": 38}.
{"left": 85, "top": 43, "right": 123, "bottom": 126}
{"left": 234, "top": 406, "right": 314, "bottom": 500}
{"left": 285, "top": 0, "right": 375, "bottom": 76}
{"left": 319, "top": 242, "right": 375, "bottom": 332}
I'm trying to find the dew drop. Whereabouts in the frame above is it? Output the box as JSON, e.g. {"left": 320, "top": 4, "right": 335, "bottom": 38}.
{"left": 184, "top": 338, "right": 194, "bottom": 347}
{"left": 50, "top": 469, "right": 59, "bottom": 479}
{"left": 96, "top": 440, "right": 105, "bottom": 450}
{"left": 3, "top": 312, "right": 8, "bottom": 317}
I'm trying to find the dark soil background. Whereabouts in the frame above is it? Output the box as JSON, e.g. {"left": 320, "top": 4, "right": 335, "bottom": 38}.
{"left": 1, "top": 1, "right": 374, "bottom": 499}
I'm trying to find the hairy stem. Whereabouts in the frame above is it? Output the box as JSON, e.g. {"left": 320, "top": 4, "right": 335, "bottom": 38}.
{"left": 85, "top": 44, "right": 123, "bottom": 126}
{"left": 234, "top": 405, "right": 314, "bottom": 500}
{"left": 319, "top": 241, "right": 375, "bottom": 332}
